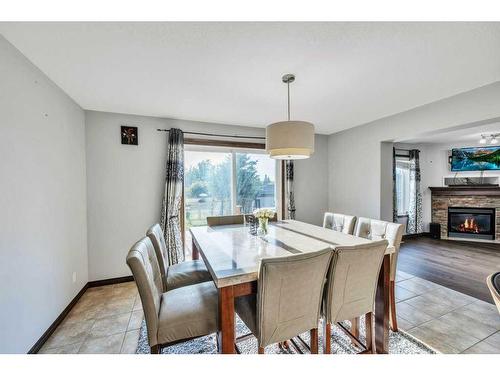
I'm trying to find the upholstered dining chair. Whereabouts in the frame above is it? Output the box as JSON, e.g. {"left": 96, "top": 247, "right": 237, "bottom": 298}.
{"left": 147, "top": 223, "right": 211, "bottom": 292}
{"left": 354, "top": 218, "right": 404, "bottom": 332}
{"left": 322, "top": 240, "right": 388, "bottom": 354}
{"left": 126, "top": 237, "right": 219, "bottom": 354}
{"left": 487, "top": 272, "right": 500, "bottom": 314}
{"left": 235, "top": 248, "right": 333, "bottom": 354}
{"left": 323, "top": 212, "right": 356, "bottom": 235}
{"left": 206, "top": 214, "right": 244, "bottom": 226}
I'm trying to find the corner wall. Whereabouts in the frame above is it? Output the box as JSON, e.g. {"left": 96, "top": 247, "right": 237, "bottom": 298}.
{"left": 85, "top": 110, "right": 329, "bottom": 281}
{"left": 0, "top": 35, "right": 88, "bottom": 353}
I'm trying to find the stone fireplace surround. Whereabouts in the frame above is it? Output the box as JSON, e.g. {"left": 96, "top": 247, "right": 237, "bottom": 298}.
{"left": 430, "top": 186, "right": 500, "bottom": 242}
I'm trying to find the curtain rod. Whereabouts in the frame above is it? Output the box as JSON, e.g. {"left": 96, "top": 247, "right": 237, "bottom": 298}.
{"left": 394, "top": 148, "right": 420, "bottom": 152}
{"left": 156, "top": 128, "right": 265, "bottom": 140}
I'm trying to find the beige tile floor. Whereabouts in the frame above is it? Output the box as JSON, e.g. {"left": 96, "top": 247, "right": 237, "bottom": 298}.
{"left": 39, "top": 282, "right": 142, "bottom": 354}
{"left": 395, "top": 271, "right": 500, "bottom": 354}
{"left": 38, "top": 271, "right": 500, "bottom": 354}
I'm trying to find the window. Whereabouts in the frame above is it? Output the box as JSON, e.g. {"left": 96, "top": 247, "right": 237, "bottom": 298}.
{"left": 395, "top": 156, "right": 410, "bottom": 216}
{"left": 184, "top": 145, "right": 278, "bottom": 228}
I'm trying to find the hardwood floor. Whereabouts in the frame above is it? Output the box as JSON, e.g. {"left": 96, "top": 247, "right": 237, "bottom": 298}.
{"left": 398, "top": 236, "right": 500, "bottom": 303}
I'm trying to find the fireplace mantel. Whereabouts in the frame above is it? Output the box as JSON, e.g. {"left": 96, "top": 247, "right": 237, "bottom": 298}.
{"left": 429, "top": 186, "right": 500, "bottom": 197}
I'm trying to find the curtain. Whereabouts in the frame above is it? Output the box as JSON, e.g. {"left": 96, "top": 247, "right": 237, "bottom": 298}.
{"left": 160, "top": 128, "right": 185, "bottom": 265}
{"left": 392, "top": 147, "right": 398, "bottom": 223}
{"left": 284, "top": 160, "right": 296, "bottom": 220}
{"left": 407, "top": 149, "right": 423, "bottom": 234}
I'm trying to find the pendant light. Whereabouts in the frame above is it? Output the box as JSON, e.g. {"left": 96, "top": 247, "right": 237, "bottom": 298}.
{"left": 266, "top": 74, "right": 315, "bottom": 159}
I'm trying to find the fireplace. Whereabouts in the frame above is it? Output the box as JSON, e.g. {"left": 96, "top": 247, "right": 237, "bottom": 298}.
{"left": 448, "top": 207, "right": 496, "bottom": 240}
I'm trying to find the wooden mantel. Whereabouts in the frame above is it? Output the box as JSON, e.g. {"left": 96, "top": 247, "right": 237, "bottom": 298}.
{"left": 429, "top": 186, "right": 500, "bottom": 196}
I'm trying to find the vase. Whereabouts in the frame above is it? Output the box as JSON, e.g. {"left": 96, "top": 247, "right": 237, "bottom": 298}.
{"left": 258, "top": 217, "right": 269, "bottom": 236}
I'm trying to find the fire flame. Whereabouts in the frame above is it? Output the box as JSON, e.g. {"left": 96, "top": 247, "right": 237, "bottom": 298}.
{"left": 457, "top": 217, "right": 480, "bottom": 233}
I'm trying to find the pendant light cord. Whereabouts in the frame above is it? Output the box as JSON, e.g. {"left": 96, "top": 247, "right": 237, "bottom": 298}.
{"left": 287, "top": 81, "right": 291, "bottom": 121}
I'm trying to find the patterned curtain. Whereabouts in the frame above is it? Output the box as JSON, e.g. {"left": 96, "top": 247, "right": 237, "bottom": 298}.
{"left": 392, "top": 147, "right": 398, "bottom": 223}
{"left": 284, "top": 160, "right": 296, "bottom": 220}
{"left": 407, "top": 149, "right": 423, "bottom": 234}
{"left": 160, "top": 128, "right": 185, "bottom": 265}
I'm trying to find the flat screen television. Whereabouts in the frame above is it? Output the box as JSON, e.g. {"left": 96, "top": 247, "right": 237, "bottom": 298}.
{"left": 451, "top": 146, "right": 500, "bottom": 171}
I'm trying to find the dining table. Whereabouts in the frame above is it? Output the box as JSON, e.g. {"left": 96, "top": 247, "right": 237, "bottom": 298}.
{"left": 189, "top": 219, "right": 393, "bottom": 354}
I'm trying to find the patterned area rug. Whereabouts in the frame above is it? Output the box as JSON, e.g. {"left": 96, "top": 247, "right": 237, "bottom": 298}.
{"left": 135, "top": 316, "right": 436, "bottom": 354}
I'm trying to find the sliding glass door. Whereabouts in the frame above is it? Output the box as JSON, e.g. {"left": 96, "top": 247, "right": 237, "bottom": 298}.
{"left": 184, "top": 145, "right": 278, "bottom": 229}
{"left": 235, "top": 152, "right": 276, "bottom": 214}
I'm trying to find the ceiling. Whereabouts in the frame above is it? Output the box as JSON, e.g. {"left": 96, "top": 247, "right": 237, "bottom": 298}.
{"left": 1, "top": 22, "right": 500, "bottom": 134}
{"left": 398, "top": 121, "right": 500, "bottom": 144}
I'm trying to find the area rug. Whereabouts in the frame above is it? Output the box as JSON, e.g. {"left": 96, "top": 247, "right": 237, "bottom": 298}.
{"left": 135, "top": 315, "right": 436, "bottom": 354}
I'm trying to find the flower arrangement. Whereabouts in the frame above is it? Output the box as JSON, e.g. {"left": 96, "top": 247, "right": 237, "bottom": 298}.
{"left": 253, "top": 208, "right": 276, "bottom": 219}
{"left": 253, "top": 208, "right": 275, "bottom": 236}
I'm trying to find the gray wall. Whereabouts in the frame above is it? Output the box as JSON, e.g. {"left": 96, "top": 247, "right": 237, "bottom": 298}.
{"left": 294, "top": 135, "right": 329, "bottom": 226}
{"left": 85, "top": 110, "right": 329, "bottom": 280}
{"left": 0, "top": 36, "right": 88, "bottom": 353}
{"left": 328, "top": 82, "right": 500, "bottom": 221}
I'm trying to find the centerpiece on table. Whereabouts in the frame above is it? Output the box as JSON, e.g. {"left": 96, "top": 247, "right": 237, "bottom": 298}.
{"left": 253, "top": 208, "right": 275, "bottom": 236}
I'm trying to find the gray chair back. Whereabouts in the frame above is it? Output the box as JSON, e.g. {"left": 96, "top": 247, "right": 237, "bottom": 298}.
{"left": 487, "top": 272, "right": 500, "bottom": 314}
{"left": 256, "top": 248, "right": 333, "bottom": 347}
{"left": 354, "top": 217, "right": 404, "bottom": 280}
{"left": 146, "top": 223, "right": 168, "bottom": 287}
{"left": 323, "top": 240, "right": 388, "bottom": 323}
{"left": 206, "top": 214, "right": 244, "bottom": 226}
{"left": 323, "top": 212, "right": 356, "bottom": 234}
{"left": 126, "top": 237, "right": 163, "bottom": 347}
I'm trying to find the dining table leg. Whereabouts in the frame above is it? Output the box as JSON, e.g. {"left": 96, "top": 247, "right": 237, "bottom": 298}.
{"left": 191, "top": 237, "right": 200, "bottom": 260}
{"left": 374, "top": 253, "right": 390, "bottom": 354}
{"left": 217, "top": 285, "right": 236, "bottom": 354}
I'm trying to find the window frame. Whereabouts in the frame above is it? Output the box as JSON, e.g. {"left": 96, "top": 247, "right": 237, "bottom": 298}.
{"left": 183, "top": 138, "right": 282, "bottom": 235}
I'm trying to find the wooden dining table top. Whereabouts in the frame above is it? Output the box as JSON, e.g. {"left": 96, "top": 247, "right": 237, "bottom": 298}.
{"left": 190, "top": 219, "right": 394, "bottom": 288}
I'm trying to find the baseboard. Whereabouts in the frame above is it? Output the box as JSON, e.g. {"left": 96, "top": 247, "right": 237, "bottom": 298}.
{"left": 28, "top": 275, "right": 134, "bottom": 354}
{"left": 402, "top": 232, "right": 431, "bottom": 240}
{"left": 87, "top": 275, "right": 134, "bottom": 288}
{"left": 27, "top": 283, "right": 88, "bottom": 354}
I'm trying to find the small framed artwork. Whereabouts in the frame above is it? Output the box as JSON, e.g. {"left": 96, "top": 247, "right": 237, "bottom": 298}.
{"left": 121, "top": 126, "right": 138, "bottom": 145}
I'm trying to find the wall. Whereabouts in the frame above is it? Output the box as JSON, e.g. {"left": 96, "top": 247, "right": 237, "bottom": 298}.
{"left": 85, "top": 110, "right": 329, "bottom": 280}
{"left": 328, "top": 82, "right": 500, "bottom": 221}
{"left": 294, "top": 135, "right": 329, "bottom": 225}
{"left": 0, "top": 36, "right": 88, "bottom": 353}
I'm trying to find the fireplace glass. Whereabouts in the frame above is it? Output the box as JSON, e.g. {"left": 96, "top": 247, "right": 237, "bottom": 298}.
{"left": 448, "top": 207, "right": 495, "bottom": 240}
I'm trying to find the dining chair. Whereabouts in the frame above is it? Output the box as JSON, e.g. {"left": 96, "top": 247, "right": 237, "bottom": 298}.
{"left": 206, "top": 214, "right": 244, "bottom": 226}
{"left": 235, "top": 248, "right": 333, "bottom": 354}
{"left": 126, "top": 237, "right": 219, "bottom": 354}
{"left": 322, "top": 240, "right": 388, "bottom": 354}
{"left": 147, "top": 223, "right": 211, "bottom": 292}
{"left": 487, "top": 272, "right": 500, "bottom": 314}
{"left": 354, "top": 217, "right": 404, "bottom": 331}
{"left": 323, "top": 212, "right": 356, "bottom": 234}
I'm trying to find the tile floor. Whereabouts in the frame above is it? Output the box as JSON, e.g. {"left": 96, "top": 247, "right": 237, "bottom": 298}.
{"left": 38, "top": 271, "right": 500, "bottom": 354}
{"left": 395, "top": 271, "right": 500, "bottom": 354}
{"left": 39, "top": 282, "right": 142, "bottom": 354}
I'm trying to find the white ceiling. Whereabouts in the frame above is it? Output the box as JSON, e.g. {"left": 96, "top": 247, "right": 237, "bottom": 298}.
{"left": 398, "top": 121, "right": 500, "bottom": 144}
{"left": 1, "top": 22, "right": 500, "bottom": 134}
